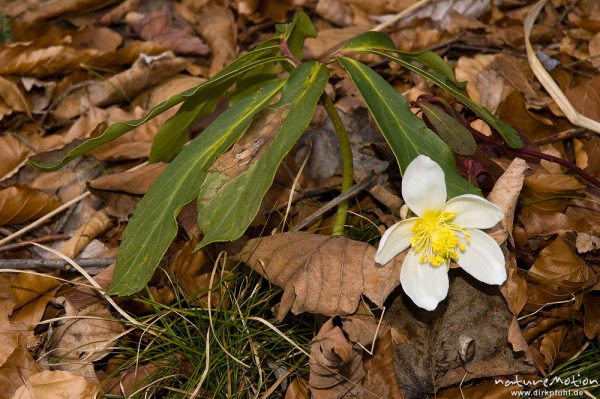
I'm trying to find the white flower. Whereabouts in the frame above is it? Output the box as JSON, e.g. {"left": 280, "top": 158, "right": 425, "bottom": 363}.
{"left": 375, "top": 155, "right": 506, "bottom": 311}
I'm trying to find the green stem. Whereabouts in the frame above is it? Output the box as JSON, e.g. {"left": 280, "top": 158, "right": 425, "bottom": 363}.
{"left": 320, "top": 94, "right": 353, "bottom": 236}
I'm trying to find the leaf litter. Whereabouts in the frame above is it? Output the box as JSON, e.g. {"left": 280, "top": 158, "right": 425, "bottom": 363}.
{"left": 0, "top": 0, "right": 599, "bottom": 398}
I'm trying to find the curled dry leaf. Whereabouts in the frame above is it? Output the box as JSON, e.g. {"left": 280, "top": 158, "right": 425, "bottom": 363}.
{"left": 538, "top": 324, "right": 568, "bottom": 372}
{"left": 126, "top": 11, "right": 209, "bottom": 56}
{"left": 486, "top": 157, "right": 528, "bottom": 245}
{"left": 0, "top": 336, "right": 41, "bottom": 399}
{"left": 53, "top": 52, "right": 188, "bottom": 120}
{"left": 231, "top": 232, "right": 402, "bottom": 320}
{"left": 9, "top": 370, "right": 100, "bottom": 399}
{"left": 0, "top": 186, "right": 61, "bottom": 226}
{"left": 309, "top": 315, "right": 400, "bottom": 399}
{"left": 0, "top": 77, "right": 30, "bottom": 117}
{"left": 54, "top": 209, "right": 113, "bottom": 259}
{"left": 0, "top": 135, "right": 31, "bottom": 182}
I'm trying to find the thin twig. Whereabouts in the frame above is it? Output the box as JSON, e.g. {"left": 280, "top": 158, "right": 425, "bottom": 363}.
{"left": 291, "top": 175, "right": 377, "bottom": 232}
{"left": 0, "top": 191, "right": 91, "bottom": 247}
{"left": 0, "top": 257, "right": 114, "bottom": 270}
{"left": 0, "top": 233, "right": 69, "bottom": 252}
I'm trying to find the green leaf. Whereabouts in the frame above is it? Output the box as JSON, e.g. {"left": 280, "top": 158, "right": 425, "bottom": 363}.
{"left": 196, "top": 61, "right": 329, "bottom": 249}
{"left": 30, "top": 50, "right": 288, "bottom": 171}
{"left": 340, "top": 31, "right": 458, "bottom": 86}
{"left": 148, "top": 97, "right": 218, "bottom": 163}
{"left": 370, "top": 50, "right": 523, "bottom": 148}
{"left": 337, "top": 57, "right": 478, "bottom": 198}
{"left": 108, "top": 79, "right": 287, "bottom": 296}
{"left": 419, "top": 102, "right": 477, "bottom": 156}
{"left": 282, "top": 11, "right": 317, "bottom": 59}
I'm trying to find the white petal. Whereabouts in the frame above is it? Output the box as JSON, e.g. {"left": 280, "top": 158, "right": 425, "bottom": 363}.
{"left": 400, "top": 250, "right": 449, "bottom": 311}
{"left": 443, "top": 194, "right": 504, "bottom": 229}
{"left": 402, "top": 155, "right": 447, "bottom": 216}
{"left": 375, "top": 218, "right": 417, "bottom": 265}
{"left": 456, "top": 228, "right": 506, "bottom": 285}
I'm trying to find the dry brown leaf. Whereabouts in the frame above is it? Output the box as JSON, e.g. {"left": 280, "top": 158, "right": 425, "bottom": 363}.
{"left": 232, "top": 232, "right": 401, "bottom": 320}
{"left": 194, "top": 4, "right": 237, "bottom": 77}
{"left": 9, "top": 370, "right": 100, "bottom": 399}
{"left": 20, "top": 0, "right": 118, "bottom": 24}
{"left": 103, "top": 361, "right": 158, "bottom": 396}
{"left": 0, "top": 77, "right": 30, "bottom": 117}
{"left": 88, "top": 163, "right": 166, "bottom": 195}
{"left": 521, "top": 212, "right": 577, "bottom": 239}
{"left": 53, "top": 52, "right": 187, "bottom": 120}
{"left": 385, "top": 272, "right": 536, "bottom": 397}
{"left": 487, "top": 157, "right": 529, "bottom": 245}
{"left": 501, "top": 255, "right": 528, "bottom": 316}
{"left": 538, "top": 324, "right": 568, "bottom": 372}
{"left": 497, "top": 90, "right": 556, "bottom": 142}
{"left": 54, "top": 209, "right": 112, "bottom": 259}
{"left": 455, "top": 54, "right": 510, "bottom": 114}
{"left": 521, "top": 171, "right": 585, "bottom": 216}
{"left": 309, "top": 315, "right": 398, "bottom": 399}
{"left": 304, "top": 27, "right": 365, "bottom": 59}
{"left": 39, "top": 298, "right": 124, "bottom": 382}
{"left": 126, "top": 11, "right": 209, "bottom": 56}
{"left": 285, "top": 378, "right": 309, "bottom": 399}
{"left": 576, "top": 232, "right": 600, "bottom": 253}
{"left": 0, "top": 40, "right": 166, "bottom": 77}
{"left": 583, "top": 292, "right": 600, "bottom": 339}
{"left": 0, "top": 135, "right": 31, "bottom": 182}
{"left": 529, "top": 236, "right": 593, "bottom": 284}
{"left": 0, "top": 336, "right": 41, "bottom": 399}
{"left": 566, "top": 75, "right": 600, "bottom": 123}
{"left": 436, "top": 378, "right": 522, "bottom": 399}
{"left": 0, "top": 186, "right": 61, "bottom": 226}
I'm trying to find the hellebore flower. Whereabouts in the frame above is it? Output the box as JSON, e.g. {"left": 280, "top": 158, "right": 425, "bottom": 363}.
{"left": 375, "top": 155, "right": 506, "bottom": 311}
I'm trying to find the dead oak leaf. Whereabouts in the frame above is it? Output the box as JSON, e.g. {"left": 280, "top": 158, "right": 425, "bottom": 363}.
{"left": 9, "top": 370, "right": 100, "bottom": 399}
{"left": 231, "top": 232, "right": 402, "bottom": 320}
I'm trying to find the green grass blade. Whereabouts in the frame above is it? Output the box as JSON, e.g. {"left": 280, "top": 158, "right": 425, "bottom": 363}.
{"left": 195, "top": 61, "right": 329, "bottom": 249}
{"left": 337, "top": 57, "right": 479, "bottom": 198}
{"left": 108, "top": 79, "right": 287, "bottom": 296}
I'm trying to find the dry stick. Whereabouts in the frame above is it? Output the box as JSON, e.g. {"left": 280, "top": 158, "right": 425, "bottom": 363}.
{"left": 371, "top": 0, "right": 433, "bottom": 32}
{"left": 0, "top": 257, "right": 115, "bottom": 270}
{"left": 291, "top": 175, "right": 376, "bottom": 232}
{"left": 0, "top": 191, "right": 91, "bottom": 246}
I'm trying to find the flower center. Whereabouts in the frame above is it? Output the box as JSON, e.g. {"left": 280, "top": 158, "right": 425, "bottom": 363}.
{"left": 410, "top": 210, "right": 470, "bottom": 266}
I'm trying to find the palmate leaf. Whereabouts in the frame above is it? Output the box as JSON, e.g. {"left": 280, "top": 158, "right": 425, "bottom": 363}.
{"left": 108, "top": 79, "right": 286, "bottom": 296}
{"left": 29, "top": 43, "right": 287, "bottom": 171}
{"left": 337, "top": 57, "right": 479, "bottom": 198}
{"left": 339, "top": 31, "right": 522, "bottom": 148}
{"left": 195, "top": 61, "right": 329, "bottom": 249}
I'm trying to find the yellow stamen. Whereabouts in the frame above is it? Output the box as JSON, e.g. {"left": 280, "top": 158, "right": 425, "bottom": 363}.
{"left": 410, "top": 210, "right": 469, "bottom": 267}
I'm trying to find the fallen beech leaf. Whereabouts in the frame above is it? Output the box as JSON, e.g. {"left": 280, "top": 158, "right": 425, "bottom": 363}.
{"left": 309, "top": 315, "right": 399, "bottom": 398}
{"left": 455, "top": 54, "right": 509, "bottom": 114}
{"left": 195, "top": 4, "right": 237, "bottom": 77}
{"left": 0, "top": 135, "right": 31, "bottom": 181}
{"left": 20, "top": 0, "right": 117, "bottom": 23}
{"left": 126, "top": 11, "right": 209, "bottom": 56}
{"left": 9, "top": 370, "right": 100, "bottom": 399}
{"left": 521, "top": 212, "right": 577, "bottom": 239}
{"left": 521, "top": 171, "right": 585, "bottom": 216}
{"left": 576, "top": 232, "right": 600, "bottom": 253}
{"left": 437, "top": 378, "right": 522, "bottom": 399}
{"left": 39, "top": 299, "right": 124, "bottom": 382}
{"left": 304, "top": 27, "right": 364, "bottom": 59}
{"left": 538, "top": 324, "right": 568, "bottom": 372}
{"left": 487, "top": 157, "right": 528, "bottom": 245}
{"left": 232, "top": 232, "right": 401, "bottom": 320}
{"left": 529, "top": 236, "right": 593, "bottom": 284}
{"left": 54, "top": 209, "right": 113, "bottom": 259}
{"left": 0, "top": 77, "right": 30, "bottom": 116}
{"left": 0, "top": 40, "right": 166, "bottom": 77}
{"left": 0, "top": 336, "right": 41, "bottom": 399}
{"left": 104, "top": 362, "right": 158, "bottom": 396}
{"left": 88, "top": 163, "right": 166, "bottom": 195}
{"left": 285, "top": 378, "right": 309, "bottom": 399}
{"left": 0, "top": 186, "right": 61, "bottom": 226}
{"left": 53, "top": 52, "right": 188, "bottom": 120}
{"left": 566, "top": 75, "right": 600, "bottom": 123}
{"left": 385, "top": 272, "right": 536, "bottom": 397}
{"left": 583, "top": 292, "right": 600, "bottom": 339}
{"left": 501, "top": 255, "right": 528, "bottom": 316}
